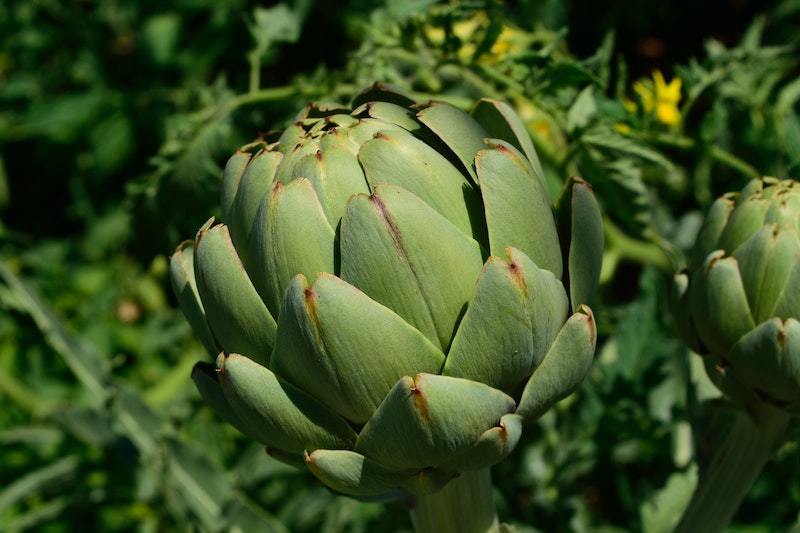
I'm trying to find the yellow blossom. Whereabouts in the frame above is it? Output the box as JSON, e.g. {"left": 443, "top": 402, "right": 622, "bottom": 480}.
{"left": 424, "top": 26, "right": 446, "bottom": 47}
{"left": 446, "top": 11, "right": 530, "bottom": 65}
{"left": 652, "top": 70, "right": 682, "bottom": 125}
{"left": 628, "top": 70, "right": 683, "bottom": 126}
{"left": 452, "top": 12, "right": 488, "bottom": 42}
{"left": 489, "top": 25, "right": 528, "bottom": 58}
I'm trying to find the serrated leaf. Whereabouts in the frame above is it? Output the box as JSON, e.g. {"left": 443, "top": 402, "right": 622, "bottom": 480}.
{"left": 249, "top": 4, "right": 303, "bottom": 58}
{"left": 579, "top": 149, "right": 652, "bottom": 235}
{"left": 0, "top": 261, "right": 108, "bottom": 402}
{"left": 640, "top": 466, "right": 698, "bottom": 533}
{"left": 0, "top": 456, "right": 79, "bottom": 515}
{"left": 566, "top": 85, "right": 597, "bottom": 133}
{"left": 225, "top": 495, "right": 290, "bottom": 533}
{"left": 166, "top": 437, "right": 232, "bottom": 531}
{"left": 581, "top": 126, "right": 673, "bottom": 169}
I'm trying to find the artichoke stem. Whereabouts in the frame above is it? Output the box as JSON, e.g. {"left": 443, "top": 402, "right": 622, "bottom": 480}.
{"left": 409, "top": 468, "right": 500, "bottom": 533}
{"left": 675, "top": 404, "right": 791, "bottom": 533}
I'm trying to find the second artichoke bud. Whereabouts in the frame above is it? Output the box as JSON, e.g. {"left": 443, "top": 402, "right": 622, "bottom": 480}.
{"left": 673, "top": 177, "right": 800, "bottom": 412}
{"left": 170, "top": 83, "right": 604, "bottom": 499}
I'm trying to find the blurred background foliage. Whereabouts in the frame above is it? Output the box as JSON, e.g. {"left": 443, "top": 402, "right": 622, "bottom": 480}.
{"left": 1, "top": 0, "right": 800, "bottom": 531}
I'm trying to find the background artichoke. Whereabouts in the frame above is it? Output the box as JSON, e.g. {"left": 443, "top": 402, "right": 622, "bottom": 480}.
{"left": 672, "top": 177, "right": 800, "bottom": 412}
{"left": 170, "top": 83, "right": 603, "bottom": 501}
{"left": 671, "top": 177, "right": 800, "bottom": 533}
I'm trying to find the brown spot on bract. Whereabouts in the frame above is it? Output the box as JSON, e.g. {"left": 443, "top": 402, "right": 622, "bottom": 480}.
{"left": 497, "top": 422, "right": 509, "bottom": 445}
{"left": 705, "top": 254, "right": 722, "bottom": 274}
{"left": 411, "top": 381, "right": 430, "bottom": 422}
{"left": 778, "top": 323, "right": 787, "bottom": 350}
{"left": 507, "top": 260, "right": 527, "bottom": 295}
{"left": 215, "top": 363, "right": 228, "bottom": 389}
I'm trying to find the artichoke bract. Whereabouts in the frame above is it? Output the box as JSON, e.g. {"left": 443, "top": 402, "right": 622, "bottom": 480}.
{"left": 170, "top": 83, "right": 603, "bottom": 499}
{"left": 673, "top": 177, "right": 800, "bottom": 412}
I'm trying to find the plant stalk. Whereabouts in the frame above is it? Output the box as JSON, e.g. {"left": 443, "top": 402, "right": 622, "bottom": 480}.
{"left": 409, "top": 468, "right": 500, "bottom": 533}
{"left": 675, "top": 403, "right": 791, "bottom": 533}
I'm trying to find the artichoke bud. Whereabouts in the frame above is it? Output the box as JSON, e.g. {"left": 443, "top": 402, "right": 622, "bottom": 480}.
{"left": 170, "top": 82, "right": 603, "bottom": 498}
{"left": 672, "top": 177, "right": 800, "bottom": 412}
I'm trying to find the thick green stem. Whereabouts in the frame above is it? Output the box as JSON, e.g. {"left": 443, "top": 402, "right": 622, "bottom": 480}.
{"left": 644, "top": 132, "right": 760, "bottom": 178}
{"left": 599, "top": 218, "right": 681, "bottom": 284}
{"left": 409, "top": 468, "right": 500, "bottom": 533}
{"left": 675, "top": 404, "right": 791, "bottom": 533}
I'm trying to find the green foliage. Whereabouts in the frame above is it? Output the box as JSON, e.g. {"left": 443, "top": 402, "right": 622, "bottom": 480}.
{"left": 2, "top": 0, "right": 800, "bottom": 531}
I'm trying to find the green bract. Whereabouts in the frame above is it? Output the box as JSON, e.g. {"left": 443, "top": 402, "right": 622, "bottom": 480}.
{"left": 673, "top": 177, "right": 800, "bottom": 412}
{"left": 170, "top": 83, "right": 603, "bottom": 499}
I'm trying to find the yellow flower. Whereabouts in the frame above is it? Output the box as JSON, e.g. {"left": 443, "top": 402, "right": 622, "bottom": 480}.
{"left": 489, "top": 25, "right": 528, "bottom": 58}
{"left": 452, "top": 12, "right": 488, "bottom": 42}
{"left": 652, "top": 70, "right": 682, "bottom": 126}
{"left": 424, "top": 26, "right": 446, "bottom": 47}
{"left": 446, "top": 11, "right": 530, "bottom": 65}
{"left": 628, "top": 70, "right": 683, "bottom": 126}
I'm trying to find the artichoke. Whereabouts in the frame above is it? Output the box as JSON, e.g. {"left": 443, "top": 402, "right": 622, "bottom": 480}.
{"left": 673, "top": 177, "right": 800, "bottom": 412}
{"left": 170, "top": 83, "right": 603, "bottom": 499}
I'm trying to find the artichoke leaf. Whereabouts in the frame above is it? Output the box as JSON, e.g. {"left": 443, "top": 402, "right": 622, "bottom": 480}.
{"left": 438, "top": 413, "right": 523, "bottom": 472}
{"left": 717, "top": 196, "right": 770, "bottom": 255}
{"left": 726, "top": 317, "right": 800, "bottom": 405}
{"left": 340, "top": 182, "right": 484, "bottom": 352}
{"left": 416, "top": 101, "right": 491, "bottom": 185}
{"left": 670, "top": 272, "right": 706, "bottom": 354}
{"left": 517, "top": 305, "right": 597, "bottom": 421}
{"left": 765, "top": 182, "right": 800, "bottom": 228}
{"left": 247, "top": 178, "right": 336, "bottom": 318}
{"left": 690, "top": 194, "right": 735, "bottom": 269}
{"left": 265, "top": 447, "right": 310, "bottom": 470}
{"left": 477, "top": 139, "right": 562, "bottom": 278}
{"left": 192, "top": 361, "right": 251, "bottom": 439}
{"left": 271, "top": 274, "right": 445, "bottom": 425}
{"left": 734, "top": 224, "right": 799, "bottom": 323}
{"left": 194, "top": 222, "right": 276, "bottom": 366}
{"left": 354, "top": 373, "right": 516, "bottom": 470}
{"left": 355, "top": 101, "right": 422, "bottom": 134}
{"left": 739, "top": 176, "right": 772, "bottom": 198}
{"left": 443, "top": 248, "right": 568, "bottom": 393}
{"left": 218, "top": 352, "right": 357, "bottom": 456}
{"left": 554, "top": 176, "right": 604, "bottom": 311}
{"left": 470, "top": 98, "right": 546, "bottom": 191}
{"left": 292, "top": 142, "right": 370, "bottom": 228}
{"left": 358, "top": 128, "right": 482, "bottom": 239}
{"left": 702, "top": 355, "right": 764, "bottom": 408}
{"left": 305, "top": 448, "right": 416, "bottom": 497}
{"left": 774, "top": 251, "right": 800, "bottom": 321}
{"left": 343, "top": 118, "right": 407, "bottom": 147}
{"left": 169, "top": 241, "right": 218, "bottom": 357}
{"left": 228, "top": 149, "right": 282, "bottom": 260}
{"left": 689, "top": 251, "right": 756, "bottom": 356}
{"left": 220, "top": 150, "right": 253, "bottom": 229}
{"left": 273, "top": 137, "right": 320, "bottom": 184}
